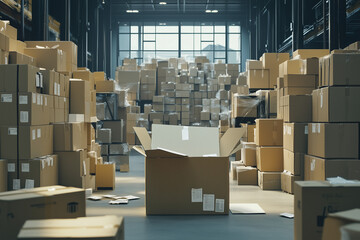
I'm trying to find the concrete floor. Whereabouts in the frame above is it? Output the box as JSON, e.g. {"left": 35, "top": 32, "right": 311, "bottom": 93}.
{"left": 87, "top": 151, "right": 294, "bottom": 240}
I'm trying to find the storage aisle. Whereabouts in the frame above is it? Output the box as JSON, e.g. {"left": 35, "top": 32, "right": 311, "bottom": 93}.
{"left": 87, "top": 151, "right": 294, "bottom": 240}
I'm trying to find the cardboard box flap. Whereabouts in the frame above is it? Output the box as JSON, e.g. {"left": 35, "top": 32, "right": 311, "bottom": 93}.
{"left": 229, "top": 143, "right": 243, "bottom": 156}
{"left": 132, "top": 145, "right": 147, "bottom": 157}
{"left": 151, "top": 124, "right": 220, "bottom": 157}
{"left": 220, "top": 127, "right": 246, "bottom": 157}
{"left": 133, "top": 127, "right": 151, "bottom": 150}
{"left": 328, "top": 209, "right": 360, "bottom": 222}
{"left": 146, "top": 148, "right": 187, "bottom": 158}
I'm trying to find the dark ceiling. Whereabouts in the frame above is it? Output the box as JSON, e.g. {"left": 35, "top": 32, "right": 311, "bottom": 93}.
{"left": 110, "top": 0, "right": 249, "bottom": 22}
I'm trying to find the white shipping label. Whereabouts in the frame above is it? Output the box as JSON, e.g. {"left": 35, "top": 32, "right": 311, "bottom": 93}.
{"left": 32, "top": 129, "right": 36, "bottom": 140}
{"left": 311, "top": 159, "right": 316, "bottom": 171}
{"left": 37, "top": 129, "right": 41, "bottom": 138}
{"left": 7, "top": 163, "right": 15, "bottom": 172}
{"left": 20, "top": 111, "right": 29, "bottom": 123}
{"left": 21, "top": 163, "right": 30, "bottom": 172}
{"left": 304, "top": 126, "right": 308, "bottom": 135}
{"left": 45, "top": 97, "right": 47, "bottom": 106}
{"left": 32, "top": 94, "right": 36, "bottom": 103}
{"left": 287, "top": 126, "right": 291, "bottom": 135}
{"left": 13, "top": 179, "right": 20, "bottom": 190}
{"left": 40, "top": 75, "right": 43, "bottom": 87}
{"left": 203, "top": 194, "right": 215, "bottom": 211}
{"left": 1, "top": 94, "right": 12, "bottom": 102}
{"left": 40, "top": 95, "right": 43, "bottom": 105}
{"left": 320, "top": 92, "right": 323, "bottom": 108}
{"left": 37, "top": 94, "right": 41, "bottom": 105}
{"left": 312, "top": 124, "right": 316, "bottom": 133}
{"left": 182, "top": 126, "right": 189, "bottom": 141}
{"left": 41, "top": 159, "right": 45, "bottom": 169}
{"left": 54, "top": 82, "right": 57, "bottom": 95}
{"left": 19, "top": 95, "right": 28, "bottom": 105}
{"left": 57, "top": 83, "right": 60, "bottom": 96}
{"left": 215, "top": 199, "right": 225, "bottom": 213}
{"left": 317, "top": 123, "right": 321, "bottom": 133}
{"left": 191, "top": 188, "right": 203, "bottom": 202}
{"left": 8, "top": 128, "right": 17, "bottom": 135}
{"left": 36, "top": 74, "right": 40, "bottom": 87}
{"left": 283, "top": 126, "right": 286, "bottom": 134}
{"left": 83, "top": 161, "right": 87, "bottom": 176}
{"left": 5, "top": 56, "right": 7, "bottom": 64}
{"left": 25, "top": 179, "right": 34, "bottom": 189}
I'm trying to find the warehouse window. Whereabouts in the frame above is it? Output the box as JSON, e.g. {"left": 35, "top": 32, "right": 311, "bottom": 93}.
{"left": 118, "top": 22, "right": 241, "bottom": 67}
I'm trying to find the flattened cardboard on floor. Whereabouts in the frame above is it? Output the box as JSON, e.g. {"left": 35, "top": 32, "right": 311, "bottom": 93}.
{"left": 134, "top": 125, "right": 245, "bottom": 215}
{"left": 294, "top": 181, "right": 360, "bottom": 240}
{"left": 0, "top": 185, "right": 85, "bottom": 240}
{"left": 18, "top": 215, "right": 124, "bottom": 240}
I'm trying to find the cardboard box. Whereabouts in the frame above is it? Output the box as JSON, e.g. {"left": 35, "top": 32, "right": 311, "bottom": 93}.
{"left": 25, "top": 41, "right": 78, "bottom": 72}
{"left": 283, "top": 123, "right": 308, "bottom": 152}
{"left": 236, "top": 166, "right": 257, "bottom": 185}
{"left": 109, "top": 155, "right": 129, "bottom": 172}
{"left": 282, "top": 95, "right": 312, "bottom": 123}
{"left": 0, "top": 64, "right": 40, "bottom": 93}
{"left": 231, "top": 161, "right": 244, "bottom": 180}
{"left": 134, "top": 125, "right": 245, "bottom": 215}
{"left": 0, "top": 185, "right": 85, "bottom": 240}
{"left": 109, "top": 143, "right": 129, "bottom": 155}
{"left": 283, "top": 149, "right": 304, "bottom": 177}
{"left": 87, "top": 151, "right": 97, "bottom": 175}
{"left": 283, "top": 87, "right": 314, "bottom": 95}
{"left": 94, "top": 71, "right": 106, "bottom": 82}
{"left": 73, "top": 69, "right": 94, "bottom": 89}
{"left": 308, "top": 123, "right": 358, "bottom": 159}
{"left": 0, "top": 160, "right": 6, "bottom": 192}
{"left": 18, "top": 215, "right": 124, "bottom": 240}
{"left": 279, "top": 59, "right": 303, "bottom": 77}
{"left": 19, "top": 155, "right": 58, "bottom": 188}
{"left": 97, "top": 128, "right": 112, "bottom": 144}
{"left": 116, "top": 70, "right": 140, "bottom": 93}
{"left": 247, "top": 69, "right": 270, "bottom": 89}
{"left": 53, "top": 96, "right": 65, "bottom": 123}
{"left": 312, "top": 87, "right": 360, "bottom": 122}
{"left": 321, "top": 209, "right": 360, "bottom": 240}
{"left": 0, "top": 20, "right": 17, "bottom": 39}
{"left": 246, "top": 60, "right": 263, "bottom": 70}
{"left": 261, "top": 53, "right": 290, "bottom": 86}
{"left": 102, "top": 120, "right": 124, "bottom": 143}
{"left": 96, "top": 80, "right": 115, "bottom": 92}
{"left": 40, "top": 69, "right": 56, "bottom": 95}
{"left": 258, "top": 171, "right": 281, "bottom": 190}
{"left": 70, "top": 79, "right": 91, "bottom": 122}
{"left": 304, "top": 155, "right": 360, "bottom": 181}
{"left": 96, "top": 163, "right": 115, "bottom": 189}
{"left": 294, "top": 181, "right": 360, "bottom": 240}
{"left": 0, "top": 125, "right": 53, "bottom": 160}
{"left": 283, "top": 74, "right": 316, "bottom": 88}
{"left": 281, "top": 171, "right": 301, "bottom": 194}
{"left": 241, "top": 124, "right": 256, "bottom": 142}
{"left": 0, "top": 49, "right": 8, "bottom": 64}
{"left": 56, "top": 150, "right": 86, "bottom": 188}
{"left": 255, "top": 119, "right": 283, "bottom": 146}
{"left": 292, "top": 49, "right": 329, "bottom": 59}
{"left": 24, "top": 48, "right": 66, "bottom": 72}
{"left": 9, "top": 52, "right": 36, "bottom": 66}
{"left": 53, "top": 122, "right": 87, "bottom": 152}
{"left": 256, "top": 147, "right": 283, "bottom": 172}
{"left": 241, "top": 142, "right": 256, "bottom": 166}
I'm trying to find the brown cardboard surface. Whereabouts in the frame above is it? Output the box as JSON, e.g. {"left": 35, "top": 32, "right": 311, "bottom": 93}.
{"left": 282, "top": 95, "right": 312, "bottom": 123}
{"left": 283, "top": 149, "right": 304, "bottom": 177}
{"left": 283, "top": 123, "right": 308, "bottom": 152}
{"left": 70, "top": 79, "right": 91, "bottom": 122}
{"left": 18, "top": 215, "right": 124, "bottom": 240}
{"left": 247, "top": 69, "right": 270, "bottom": 89}
{"left": 96, "top": 80, "right": 115, "bottom": 92}
{"left": 236, "top": 166, "right": 257, "bottom": 185}
{"left": 283, "top": 74, "right": 316, "bottom": 88}
{"left": 0, "top": 64, "right": 40, "bottom": 93}
{"left": 0, "top": 185, "right": 85, "bottom": 240}
{"left": 258, "top": 171, "right": 281, "bottom": 190}
{"left": 321, "top": 209, "right": 360, "bottom": 240}
{"left": 312, "top": 87, "right": 360, "bottom": 122}
{"left": 9, "top": 52, "right": 36, "bottom": 66}
{"left": 0, "top": 20, "right": 17, "bottom": 39}
{"left": 308, "top": 123, "right": 359, "bottom": 159}
{"left": 283, "top": 87, "right": 314, "bottom": 95}
{"left": 53, "top": 122, "right": 87, "bottom": 152}
{"left": 294, "top": 181, "right": 360, "bottom": 240}
{"left": 0, "top": 125, "right": 53, "bottom": 160}
{"left": 19, "top": 155, "right": 58, "bottom": 188}
{"left": 56, "top": 150, "right": 86, "bottom": 188}
{"left": 96, "top": 163, "right": 115, "bottom": 189}
{"left": 256, "top": 147, "right": 283, "bottom": 172}
{"left": 281, "top": 171, "right": 302, "bottom": 194}
{"left": 0, "top": 160, "right": 6, "bottom": 192}
{"left": 255, "top": 119, "right": 283, "bottom": 146}
{"left": 102, "top": 120, "right": 124, "bottom": 143}
{"left": 293, "top": 49, "right": 329, "bottom": 59}
{"left": 24, "top": 48, "right": 66, "bottom": 72}
{"left": 304, "top": 155, "right": 360, "bottom": 181}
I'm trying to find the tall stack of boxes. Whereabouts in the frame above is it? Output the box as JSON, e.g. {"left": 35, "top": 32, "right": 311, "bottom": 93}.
{"left": 255, "top": 119, "right": 283, "bottom": 190}
{"left": 305, "top": 51, "right": 360, "bottom": 182}
{"left": 140, "top": 69, "right": 156, "bottom": 100}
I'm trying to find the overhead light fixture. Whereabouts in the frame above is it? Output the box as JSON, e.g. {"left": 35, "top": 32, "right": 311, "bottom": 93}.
{"left": 126, "top": 10, "right": 139, "bottom": 13}
{"left": 205, "top": 9, "right": 218, "bottom": 13}
{"left": 159, "top": 23, "right": 166, "bottom": 26}
{"left": 211, "top": 10, "right": 218, "bottom": 13}
{"left": 205, "top": 10, "right": 212, "bottom": 13}
{"left": 159, "top": 2, "right": 167, "bottom": 5}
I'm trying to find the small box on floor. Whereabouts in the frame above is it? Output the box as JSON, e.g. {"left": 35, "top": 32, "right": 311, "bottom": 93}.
{"left": 109, "top": 155, "right": 129, "bottom": 172}
{"left": 18, "top": 215, "right": 124, "bottom": 240}
{"left": 258, "top": 171, "right": 281, "bottom": 190}
{"left": 236, "top": 166, "right": 257, "bottom": 185}
{"left": 96, "top": 163, "right": 115, "bottom": 190}
{"left": 241, "top": 142, "right": 256, "bottom": 166}
{"left": 231, "top": 161, "right": 244, "bottom": 180}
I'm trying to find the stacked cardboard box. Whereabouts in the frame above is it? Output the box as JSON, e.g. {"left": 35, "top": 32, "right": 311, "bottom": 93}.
{"left": 255, "top": 119, "right": 283, "bottom": 190}
{"left": 140, "top": 69, "right": 156, "bottom": 100}
{"left": 226, "top": 64, "right": 239, "bottom": 85}
{"left": 260, "top": 53, "right": 289, "bottom": 88}
{"left": 246, "top": 60, "right": 270, "bottom": 89}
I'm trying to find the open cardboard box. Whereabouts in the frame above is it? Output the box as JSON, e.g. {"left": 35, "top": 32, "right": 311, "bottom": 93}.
{"left": 134, "top": 124, "right": 245, "bottom": 215}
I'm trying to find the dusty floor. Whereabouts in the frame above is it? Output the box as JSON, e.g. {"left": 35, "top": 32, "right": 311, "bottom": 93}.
{"left": 87, "top": 151, "right": 294, "bottom": 240}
